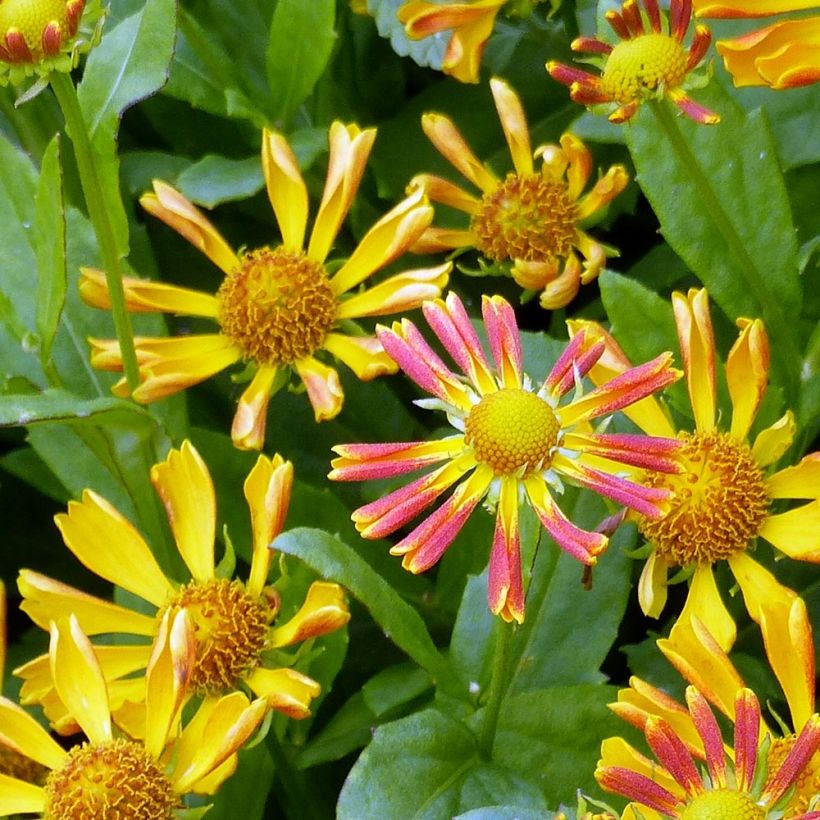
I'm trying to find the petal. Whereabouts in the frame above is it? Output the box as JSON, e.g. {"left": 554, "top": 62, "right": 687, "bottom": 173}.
{"left": 490, "top": 77, "right": 532, "bottom": 176}
{"left": 269, "top": 582, "right": 350, "bottom": 646}
{"left": 575, "top": 164, "right": 630, "bottom": 220}
{"left": 482, "top": 294, "right": 523, "bottom": 388}
{"left": 244, "top": 667, "right": 321, "bottom": 718}
{"left": 638, "top": 549, "right": 668, "bottom": 618}
{"left": 308, "top": 122, "right": 376, "bottom": 263}
{"left": 140, "top": 181, "right": 239, "bottom": 275}
{"left": 0, "top": 696, "right": 66, "bottom": 769}
{"left": 644, "top": 717, "right": 702, "bottom": 797}
{"left": 679, "top": 564, "right": 737, "bottom": 652}
{"left": 685, "top": 687, "right": 728, "bottom": 787}
{"left": 150, "top": 441, "right": 215, "bottom": 583}
{"left": 330, "top": 188, "right": 433, "bottom": 295}
{"left": 726, "top": 317, "right": 769, "bottom": 440}
{"left": 0, "top": 774, "right": 46, "bottom": 815}
{"left": 0, "top": 581, "right": 5, "bottom": 682}
{"left": 323, "top": 334, "right": 398, "bottom": 381}
{"left": 293, "top": 356, "right": 344, "bottom": 421}
{"left": 329, "top": 437, "right": 462, "bottom": 482}
{"left": 54, "top": 490, "right": 175, "bottom": 607}
{"left": 594, "top": 764, "right": 680, "bottom": 814}
{"left": 766, "top": 452, "right": 820, "bottom": 499}
{"left": 410, "top": 226, "right": 476, "bottom": 254}
{"left": 759, "top": 501, "right": 820, "bottom": 561}
{"left": 751, "top": 409, "right": 796, "bottom": 466}
{"left": 438, "top": 3, "right": 503, "bottom": 83}
{"left": 409, "top": 173, "right": 479, "bottom": 214}
{"left": 487, "top": 477, "right": 525, "bottom": 623}
{"left": 761, "top": 713, "right": 820, "bottom": 804}
{"left": 733, "top": 688, "right": 761, "bottom": 791}
{"left": 693, "top": 0, "right": 817, "bottom": 16}
{"left": 262, "top": 128, "right": 308, "bottom": 252}
{"left": 245, "top": 454, "right": 293, "bottom": 597}
{"left": 231, "top": 365, "right": 278, "bottom": 452}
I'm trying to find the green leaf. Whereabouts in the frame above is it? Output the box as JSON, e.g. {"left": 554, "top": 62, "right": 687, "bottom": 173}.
{"left": 176, "top": 154, "right": 264, "bottom": 207}
{"left": 34, "top": 136, "right": 67, "bottom": 372}
{"left": 0, "top": 390, "right": 155, "bottom": 428}
{"left": 367, "top": 0, "right": 447, "bottom": 73}
{"left": 266, "top": 0, "right": 337, "bottom": 125}
{"left": 273, "top": 528, "right": 465, "bottom": 699}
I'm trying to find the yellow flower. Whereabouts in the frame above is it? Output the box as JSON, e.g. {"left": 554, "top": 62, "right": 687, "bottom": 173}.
{"left": 410, "top": 78, "right": 629, "bottom": 309}
{"left": 397, "top": 0, "right": 507, "bottom": 83}
{"left": 81, "top": 123, "right": 450, "bottom": 450}
{"left": 548, "top": 0, "right": 719, "bottom": 124}
{"left": 568, "top": 288, "right": 820, "bottom": 710}
{"left": 15, "top": 440, "right": 350, "bottom": 736}
{"left": 693, "top": 0, "right": 820, "bottom": 88}
{"left": 0, "top": 611, "right": 268, "bottom": 816}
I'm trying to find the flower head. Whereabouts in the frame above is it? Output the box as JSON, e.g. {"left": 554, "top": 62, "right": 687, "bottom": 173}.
{"left": 16, "top": 440, "right": 350, "bottom": 735}
{"left": 411, "top": 78, "right": 629, "bottom": 308}
{"left": 0, "top": 611, "right": 268, "bottom": 816}
{"left": 81, "top": 124, "right": 450, "bottom": 449}
{"left": 329, "top": 291, "right": 681, "bottom": 623}
{"left": 568, "top": 288, "right": 820, "bottom": 709}
{"left": 548, "top": 0, "right": 719, "bottom": 124}
{"left": 693, "top": 0, "right": 820, "bottom": 88}
{"left": 597, "top": 683, "right": 820, "bottom": 818}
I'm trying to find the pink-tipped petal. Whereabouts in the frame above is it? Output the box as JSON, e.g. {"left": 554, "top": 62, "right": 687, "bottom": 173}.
{"left": 733, "top": 688, "right": 761, "bottom": 791}
{"left": 685, "top": 687, "right": 727, "bottom": 787}
{"left": 487, "top": 477, "right": 525, "bottom": 623}
{"left": 482, "top": 295, "right": 523, "bottom": 387}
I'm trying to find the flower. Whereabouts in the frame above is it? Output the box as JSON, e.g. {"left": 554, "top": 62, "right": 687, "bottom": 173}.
{"left": 397, "top": 0, "right": 507, "bottom": 83}
{"left": 568, "top": 288, "right": 820, "bottom": 705}
{"left": 329, "top": 291, "right": 682, "bottom": 623}
{"left": 410, "top": 78, "right": 629, "bottom": 309}
{"left": 547, "top": 0, "right": 719, "bottom": 124}
{"left": 692, "top": 0, "right": 820, "bottom": 88}
{"left": 81, "top": 124, "right": 450, "bottom": 450}
{"left": 597, "top": 683, "right": 820, "bottom": 819}
{"left": 613, "top": 613, "right": 819, "bottom": 817}
{"left": 0, "top": 611, "right": 268, "bottom": 816}
{"left": 16, "top": 440, "right": 350, "bottom": 735}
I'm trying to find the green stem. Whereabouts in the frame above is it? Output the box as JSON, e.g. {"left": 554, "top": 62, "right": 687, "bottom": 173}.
{"left": 477, "top": 619, "right": 515, "bottom": 760}
{"left": 49, "top": 71, "right": 140, "bottom": 392}
{"left": 647, "top": 99, "right": 800, "bottom": 405}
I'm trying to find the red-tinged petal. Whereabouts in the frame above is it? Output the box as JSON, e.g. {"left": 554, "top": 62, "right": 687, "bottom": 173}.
{"left": 726, "top": 317, "right": 769, "bottom": 440}
{"left": 734, "top": 688, "right": 761, "bottom": 791}
{"left": 671, "top": 0, "right": 693, "bottom": 42}
{"left": 609, "top": 101, "right": 641, "bottom": 123}
{"left": 595, "top": 765, "right": 681, "bottom": 814}
{"left": 41, "top": 22, "right": 63, "bottom": 56}
{"left": 490, "top": 77, "right": 533, "bottom": 176}
{"left": 668, "top": 88, "right": 721, "bottom": 124}
{"left": 262, "top": 128, "right": 308, "bottom": 253}
{"left": 761, "top": 713, "right": 820, "bottom": 804}
{"left": 685, "top": 687, "right": 728, "bottom": 787}
{"left": 644, "top": 717, "right": 702, "bottom": 796}
{"left": 421, "top": 113, "right": 498, "bottom": 193}
{"left": 754, "top": 39, "right": 820, "bottom": 89}
{"left": 4, "top": 30, "right": 33, "bottom": 62}
{"left": 622, "top": 0, "right": 646, "bottom": 36}
{"left": 767, "top": 453, "right": 820, "bottom": 499}
{"left": 231, "top": 365, "right": 278, "bottom": 452}
{"left": 323, "top": 334, "right": 397, "bottom": 381}
{"left": 571, "top": 36, "right": 613, "bottom": 54}
{"left": 409, "top": 173, "right": 480, "bottom": 214}
{"left": 482, "top": 294, "right": 523, "bottom": 388}
{"left": 604, "top": 9, "right": 631, "bottom": 39}
{"left": 547, "top": 60, "right": 600, "bottom": 89}
{"left": 329, "top": 438, "right": 461, "bottom": 481}
{"left": 563, "top": 432, "right": 681, "bottom": 473}
{"left": 293, "top": 357, "right": 344, "bottom": 422}
{"left": 645, "top": 0, "right": 662, "bottom": 31}
{"left": 487, "top": 477, "right": 524, "bottom": 623}
{"left": 686, "top": 24, "right": 712, "bottom": 71}
{"left": 545, "top": 332, "right": 606, "bottom": 398}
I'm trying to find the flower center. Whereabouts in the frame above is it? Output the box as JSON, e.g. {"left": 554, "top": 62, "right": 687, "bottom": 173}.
{"left": 43, "top": 738, "right": 178, "bottom": 819}
{"left": 601, "top": 33, "right": 689, "bottom": 103}
{"left": 470, "top": 173, "right": 578, "bottom": 264}
{"left": 465, "top": 388, "right": 560, "bottom": 476}
{"left": 638, "top": 431, "right": 769, "bottom": 566}
{"left": 768, "top": 736, "right": 820, "bottom": 817}
{"left": 0, "top": 0, "right": 82, "bottom": 62}
{"left": 163, "top": 578, "right": 273, "bottom": 694}
{"left": 679, "top": 789, "right": 765, "bottom": 820}
{"left": 217, "top": 247, "right": 337, "bottom": 366}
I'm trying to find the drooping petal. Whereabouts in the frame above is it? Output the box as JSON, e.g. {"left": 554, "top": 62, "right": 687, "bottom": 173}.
{"left": 638, "top": 549, "right": 668, "bottom": 619}
{"left": 269, "top": 582, "right": 350, "bottom": 646}
{"left": 438, "top": 2, "right": 503, "bottom": 84}
{"left": 0, "top": 696, "right": 67, "bottom": 769}
{"left": 262, "top": 128, "right": 309, "bottom": 253}
{"left": 231, "top": 365, "right": 278, "bottom": 452}
{"left": 487, "top": 476, "right": 524, "bottom": 623}
{"left": 150, "top": 440, "right": 215, "bottom": 583}
{"left": 575, "top": 164, "right": 630, "bottom": 220}
{"left": 293, "top": 356, "right": 344, "bottom": 421}
{"left": 490, "top": 77, "right": 532, "bottom": 176}
{"left": 726, "top": 317, "right": 769, "bottom": 440}
{"left": 766, "top": 452, "right": 820, "bottom": 499}
{"left": 0, "top": 774, "right": 46, "bottom": 815}
{"left": 329, "top": 437, "right": 463, "bottom": 482}
{"left": 759, "top": 501, "right": 820, "bottom": 561}
{"left": 678, "top": 564, "right": 736, "bottom": 652}
{"left": 244, "top": 667, "right": 321, "bottom": 718}
{"left": 322, "top": 334, "right": 398, "bottom": 381}
{"left": 409, "top": 173, "right": 480, "bottom": 214}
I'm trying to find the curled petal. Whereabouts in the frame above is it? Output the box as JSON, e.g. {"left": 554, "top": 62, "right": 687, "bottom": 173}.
{"left": 231, "top": 366, "right": 278, "bottom": 452}
{"left": 323, "top": 334, "right": 398, "bottom": 381}
{"left": 269, "top": 582, "right": 350, "bottom": 647}
{"left": 293, "top": 357, "right": 344, "bottom": 422}
{"left": 262, "top": 128, "right": 308, "bottom": 253}
{"left": 244, "top": 668, "right": 321, "bottom": 719}
{"left": 491, "top": 77, "right": 533, "bottom": 176}
{"left": 727, "top": 317, "right": 769, "bottom": 440}
{"left": 487, "top": 477, "right": 525, "bottom": 623}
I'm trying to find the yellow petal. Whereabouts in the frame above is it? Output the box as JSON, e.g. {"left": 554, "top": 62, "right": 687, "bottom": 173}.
{"left": 759, "top": 501, "right": 820, "bottom": 561}
{"left": 694, "top": 0, "right": 817, "bottom": 15}
{"left": 575, "top": 164, "right": 630, "bottom": 220}
{"left": 598, "top": 736, "right": 681, "bottom": 796}
{"left": 50, "top": 616, "right": 112, "bottom": 745}
{"left": 766, "top": 452, "right": 820, "bottom": 499}
{"left": 188, "top": 754, "right": 237, "bottom": 795}
{"left": 269, "top": 582, "right": 350, "bottom": 647}
{"left": 293, "top": 357, "right": 344, "bottom": 421}
{"left": 54, "top": 490, "right": 175, "bottom": 607}
{"left": 244, "top": 667, "right": 321, "bottom": 718}
{"left": 637, "top": 549, "right": 668, "bottom": 618}
{"left": 0, "top": 581, "right": 5, "bottom": 683}
{"left": 245, "top": 453, "right": 294, "bottom": 596}
{"left": 0, "top": 774, "right": 46, "bottom": 815}
{"left": 408, "top": 173, "right": 479, "bottom": 213}
{"left": 150, "top": 441, "right": 216, "bottom": 582}
{"left": 262, "top": 128, "right": 308, "bottom": 252}
{"left": 420, "top": 113, "right": 497, "bottom": 193}
{"left": 231, "top": 365, "right": 278, "bottom": 452}
{"left": 680, "top": 564, "right": 736, "bottom": 652}
{"left": 322, "top": 334, "right": 398, "bottom": 381}
{"left": 751, "top": 409, "right": 795, "bottom": 466}
{"left": 490, "top": 77, "right": 532, "bottom": 176}
{"left": 0, "top": 696, "right": 66, "bottom": 768}
{"left": 726, "top": 317, "right": 769, "bottom": 440}
{"left": 557, "top": 132, "right": 592, "bottom": 200}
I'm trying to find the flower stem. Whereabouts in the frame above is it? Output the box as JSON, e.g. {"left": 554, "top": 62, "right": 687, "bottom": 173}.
{"left": 647, "top": 99, "right": 800, "bottom": 404}
{"left": 49, "top": 71, "right": 140, "bottom": 393}
{"left": 477, "top": 618, "right": 515, "bottom": 760}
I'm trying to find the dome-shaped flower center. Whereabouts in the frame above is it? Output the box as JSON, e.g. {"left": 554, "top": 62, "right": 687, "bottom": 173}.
{"left": 217, "top": 247, "right": 337, "bottom": 366}
{"left": 164, "top": 578, "right": 273, "bottom": 694}
{"left": 43, "top": 738, "right": 178, "bottom": 819}
{"left": 638, "top": 431, "right": 769, "bottom": 566}
{"left": 0, "top": 745, "right": 48, "bottom": 784}
{"left": 0, "top": 0, "right": 82, "bottom": 62}
{"left": 768, "top": 735, "right": 820, "bottom": 816}
{"left": 465, "top": 388, "right": 560, "bottom": 475}
{"left": 470, "top": 173, "right": 578, "bottom": 263}
{"left": 679, "top": 789, "right": 765, "bottom": 820}
{"left": 601, "top": 33, "right": 689, "bottom": 103}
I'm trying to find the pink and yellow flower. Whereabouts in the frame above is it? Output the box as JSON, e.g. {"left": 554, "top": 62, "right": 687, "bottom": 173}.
{"left": 410, "top": 78, "right": 629, "bottom": 309}
{"left": 693, "top": 0, "right": 820, "bottom": 88}
{"left": 16, "top": 440, "right": 350, "bottom": 736}
{"left": 0, "top": 612, "right": 268, "bottom": 816}
{"left": 82, "top": 123, "right": 450, "bottom": 449}
{"left": 569, "top": 288, "right": 820, "bottom": 707}
{"left": 330, "top": 291, "right": 682, "bottom": 623}
{"left": 548, "top": 0, "right": 719, "bottom": 124}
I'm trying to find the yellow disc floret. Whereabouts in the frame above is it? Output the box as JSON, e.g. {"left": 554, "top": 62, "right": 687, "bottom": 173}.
{"left": 638, "top": 431, "right": 769, "bottom": 566}
{"left": 465, "top": 388, "right": 560, "bottom": 475}
{"left": 471, "top": 173, "right": 578, "bottom": 264}
{"left": 679, "top": 790, "right": 765, "bottom": 820}
{"left": 0, "top": 0, "right": 83, "bottom": 62}
{"left": 601, "top": 33, "right": 689, "bottom": 103}
{"left": 164, "top": 578, "right": 273, "bottom": 694}
{"left": 768, "top": 736, "right": 820, "bottom": 817}
{"left": 43, "top": 738, "right": 178, "bottom": 820}
{"left": 217, "top": 247, "right": 337, "bottom": 366}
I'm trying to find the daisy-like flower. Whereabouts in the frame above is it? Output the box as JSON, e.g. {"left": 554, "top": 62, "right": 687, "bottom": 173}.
{"left": 397, "top": 0, "right": 507, "bottom": 83}
{"left": 568, "top": 288, "right": 820, "bottom": 702}
{"left": 597, "top": 683, "right": 820, "bottom": 819}
{"left": 15, "top": 440, "right": 350, "bottom": 735}
{"left": 547, "top": 0, "right": 719, "bottom": 124}
{"left": 613, "top": 613, "right": 820, "bottom": 816}
{"left": 329, "top": 291, "right": 682, "bottom": 623}
{"left": 0, "top": 611, "right": 268, "bottom": 816}
{"left": 81, "top": 124, "right": 450, "bottom": 450}
{"left": 410, "top": 78, "right": 629, "bottom": 309}
{"left": 693, "top": 0, "right": 820, "bottom": 88}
